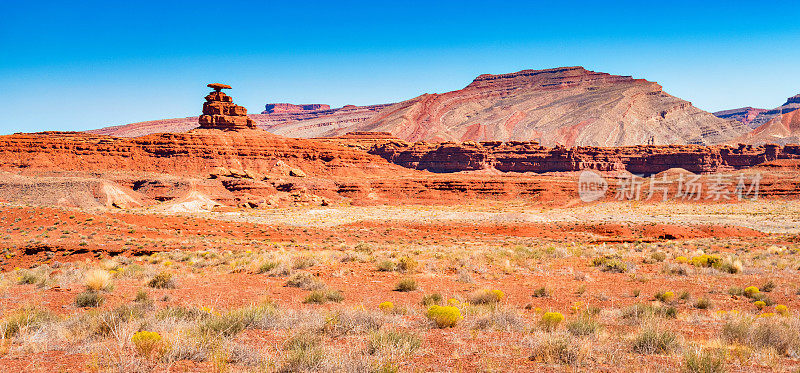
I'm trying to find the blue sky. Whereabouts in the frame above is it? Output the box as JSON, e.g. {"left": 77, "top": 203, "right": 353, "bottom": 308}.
{"left": 1, "top": 0, "right": 799, "bottom": 134}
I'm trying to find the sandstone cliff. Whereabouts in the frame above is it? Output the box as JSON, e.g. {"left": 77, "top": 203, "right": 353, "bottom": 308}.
{"left": 369, "top": 139, "right": 800, "bottom": 175}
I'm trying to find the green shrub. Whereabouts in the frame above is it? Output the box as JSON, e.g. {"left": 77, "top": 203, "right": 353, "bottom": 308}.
{"left": 134, "top": 289, "right": 149, "bottom": 303}
{"left": 394, "top": 277, "right": 417, "bottom": 292}
{"left": 426, "top": 305, "right": 461, "bottom": 328}
{"left": 75, "top": 291, "right": 104, "bottom": 308}
{"left": 632, "top": 327, "right": 678, "bottom": 354}
{"left": 147, "top": 272, "right": 175, "bottom": 289}
{"left": 541, "top": 312, "right": 564, "bottom": 331}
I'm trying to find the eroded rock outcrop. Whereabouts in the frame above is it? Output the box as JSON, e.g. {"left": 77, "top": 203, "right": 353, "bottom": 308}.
{"left": 370, "top": 140, "right": 800, "bottom": 175}
{"left": 198, "top": 83, "right": 257, "bottom": 130}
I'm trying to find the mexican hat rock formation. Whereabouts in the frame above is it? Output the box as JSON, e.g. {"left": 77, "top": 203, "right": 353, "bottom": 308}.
{"left": 198, "top": 83, "right": 257, "bottom": 130}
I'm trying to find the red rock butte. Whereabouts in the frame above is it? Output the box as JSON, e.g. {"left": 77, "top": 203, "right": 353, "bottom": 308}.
{"left": 197, "top": 83, "right": 256, "bottom": 130}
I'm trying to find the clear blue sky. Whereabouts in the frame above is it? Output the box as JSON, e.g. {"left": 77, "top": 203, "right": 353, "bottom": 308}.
{"left": 1, "top": 0, "right": 799, "bottom": 135}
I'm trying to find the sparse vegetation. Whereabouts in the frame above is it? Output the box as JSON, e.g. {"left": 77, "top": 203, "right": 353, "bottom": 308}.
{"left": 395, "top": 277, "right": 417, "bottom": 292}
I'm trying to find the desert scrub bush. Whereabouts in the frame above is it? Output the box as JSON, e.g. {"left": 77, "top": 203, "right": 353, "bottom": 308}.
{"left": 426, "top": 305, "right": 461, "bottom": 328}
{"left": 528, "top": 332, "right": 586, "bottom": 366}
{"left": 131, "top": 331, "right": 163, "bottom": 357}
{"left": 743, "top": 286, "right": 760, "bottom": 298}
{"left": 75, "top": 290, "right": 105, "bottom": 308}
{"left": 471, "top": 308, "right": 530, "bottom": 332}
{"left": 655, "top": 290, "right": 675, "bottom": 303}
{"left": 282, "top": 332, "right": 324, "bottom": 372}
{"left": 257, "top": 261, "right": 278, "bottom": 274}
{"left": 722, "top": 315, "right": 800, "bottom": 356}
{"left": 17, "top": 266, "right": 49, "bottom": 287}
{"left": 621, "top": 304, "right": 677, "bottom": 323}
{"left": 84, "top": 269, "right": 112, "bottom": 291}
{"left": 199, "top": 302, "right": 276, "bottom": 337}
{"left": 397, "top": 256, "right": 418, "bottom": 273}
{"left": 376, "top": 260, "right": 396, "bottom": 272}
{"left": 776, "top": 304, "right": 789, "bottom": 316}
{"left": 322, "top": 308, "right": 386, "bottom": 336}
{"left": 469, "top": 289, "right": 504, "bottom": 305}
{"left": 291, "top": 254, "right": 317, "bottom": 270}
{"left": 421, "top": 293, "right": 443, "bottom": 306}
{"left": 378, "top": 301, "right": 394, "bottom": 313}
{"left": 147, "top": 272, "right": 176, "bottom": 289}
{"left": 0, "top": 306, "right": 55, "bottom": 338}
{"left": 394, "top": 277, "right": 417, "bottom": 292}
{"left": 694, "top": 297, "right": 712, "bottom": 310}
{"left": 304, "top": 289, "right": 344, "bottom": 304}
{"left": 661, "top": 262, "right": 689, "bottom": 276}
{"left": 566, "top": 316, "right": 600, "bottom": 336}
{"left": 540, "top": 312, "right": 564, "bottom": 331}
{"left": 761, "top": 280, "right": 776, "bottom": 292}
{"left": 683, "top": 347, "right": 726, "bottom": 373}
{"left": 532, "top": 287, "right": 549, "bottom": 298}
{"left": 631, "top": 327, "right": 679, "bottom": 354}
{"left": 690, "top": 254, "right": 721, "bottom": 268}
{"left": 367, "top": 330, "right": 421, "bottom": 356}
{"left": 650, "top": 251, "right": 667, "bottom": 262}
{"left": 590, "top": 255, "right": 628, "bottom": 273}
{"left": 134, "top": 289, "right": 149, "bottom": 303}
{"left": 754, "top": 300, "right": 766, "bottom": 310}
{"left": 286, "top": 272, "right": 325, "bottom": 290}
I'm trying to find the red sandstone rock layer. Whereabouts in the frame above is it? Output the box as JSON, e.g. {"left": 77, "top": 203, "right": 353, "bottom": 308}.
{"left": 369, "top": 140, "right": 800, "bottom": 175}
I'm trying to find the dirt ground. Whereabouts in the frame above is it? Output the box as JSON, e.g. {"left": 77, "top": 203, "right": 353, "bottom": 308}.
{"left": 1, "top": 201, "right": 799, "bottom": 372}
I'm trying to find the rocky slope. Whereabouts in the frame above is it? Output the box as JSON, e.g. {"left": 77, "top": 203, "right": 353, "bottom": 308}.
{"left": 734, "top": 109, "right": 800, "bottom": 145}
{"left": 715, "top": 94, "right": 800, "bottom": 129}
{"left": 320, "top": 67, "right": 749, "bottom": 146}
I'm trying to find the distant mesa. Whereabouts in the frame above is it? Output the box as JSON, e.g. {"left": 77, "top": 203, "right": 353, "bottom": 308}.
{"left": 263, "top": 103, "right": 331, "bottom": 114}
{"left": 715, "top": 93, "right": 800, "bottom": 129}
{"left": 198, "top": 83, "right": 256, "bottom": 131}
